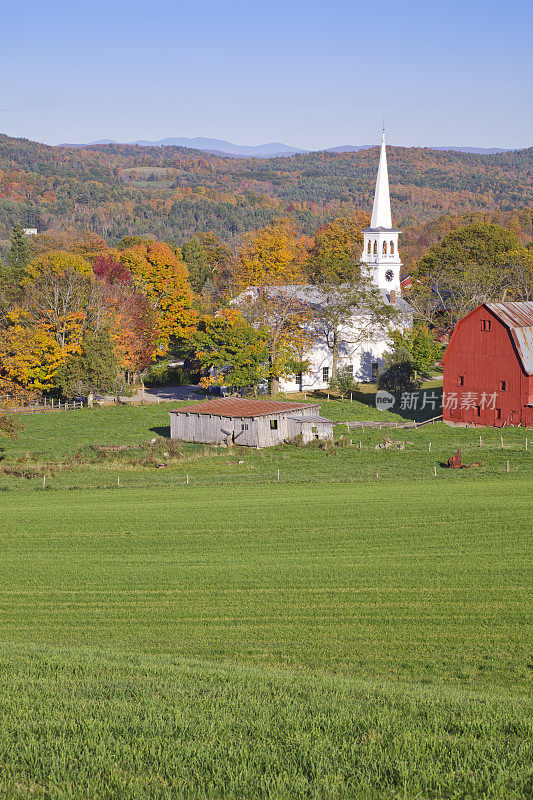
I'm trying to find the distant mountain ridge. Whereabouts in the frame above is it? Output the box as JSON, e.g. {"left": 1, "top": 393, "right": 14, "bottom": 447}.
{"left": 58, "top": 136, "right": 514, "bottom": 157}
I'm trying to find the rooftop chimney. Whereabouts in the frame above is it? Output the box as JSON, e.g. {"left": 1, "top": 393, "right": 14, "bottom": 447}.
{"left": 390, "top": 289, "right": 396, "bottom": 305}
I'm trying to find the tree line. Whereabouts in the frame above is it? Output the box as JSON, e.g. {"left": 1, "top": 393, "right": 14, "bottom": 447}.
{"left": 0, "top": 215, "right": 531, "bottom": 421}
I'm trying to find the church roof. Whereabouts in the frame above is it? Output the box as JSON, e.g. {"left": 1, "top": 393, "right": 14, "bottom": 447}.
{"left": 236, "top": 285, "right": 414, "bottom": 314}
{"left": 370, "top": 131, "right": 393, "bottom": 229}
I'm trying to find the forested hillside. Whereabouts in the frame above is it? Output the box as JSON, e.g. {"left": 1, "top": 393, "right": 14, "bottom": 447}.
{"left": 0, "top": 134, "right": 531, "bottom": 245}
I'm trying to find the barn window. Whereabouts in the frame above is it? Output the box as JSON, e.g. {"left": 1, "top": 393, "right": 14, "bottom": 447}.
{"left": 241, "top": 423, "right": 249, "bottom": 430}
{"left": 481, "top": 319, "right": 492, "bottom": 331}
{"left": 371, "top": 362, "right": 379, "bottom": 381}
{"left": 270, "top": 419, "right": 278, "bottom": 430}
{"left": 458, "top": 375, "right": 464, "bottom": 387}
{"left": 500, "top": 380, "right": 506, "bottom": 391}
{"left": 322, "top": 366, "right": 329, "bottom": 382}
{"left": 495, "top": 408, "right": 501, "bottom": 420}
{"left": 475, "top": 405, "right": 481, "bottom": 417}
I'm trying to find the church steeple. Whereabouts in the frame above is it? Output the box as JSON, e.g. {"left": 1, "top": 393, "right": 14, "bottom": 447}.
{"left": 370, "top": 128, "right": 392, "bottom": 229}
{"left": 361, "top": 127, "right": 402, "bottom": 295}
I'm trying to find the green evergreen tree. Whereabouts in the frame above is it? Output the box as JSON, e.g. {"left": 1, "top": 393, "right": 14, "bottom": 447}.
{"left": 7, "top": 225, "right": 31, "bottom": 279}
{"left": 55, "top": 329, "right": 123, "bottom": 398}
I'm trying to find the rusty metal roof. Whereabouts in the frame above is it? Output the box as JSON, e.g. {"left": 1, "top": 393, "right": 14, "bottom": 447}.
{"left": 169, "top": 398, "right": 318, "bottom": 418}
{"left": 486, "top": 302, "right": 533, "bottom": 375}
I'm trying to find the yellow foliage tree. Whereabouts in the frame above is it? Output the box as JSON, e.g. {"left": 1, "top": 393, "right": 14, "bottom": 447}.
{"left": 233, "top": 217, "right": 311, "bottom": 290}
{"left": 24, "top": 250, "right": 94, "bottom": 284}
{"left": 0, "top": 311, "right": 64, "bottom": 392}
{"left": 118, "top": 241, "right": 197, "bottom": 353}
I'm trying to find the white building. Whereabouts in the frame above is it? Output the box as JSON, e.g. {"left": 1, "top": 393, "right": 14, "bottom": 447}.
{"left": 276, "top": 130, "right": 413, "bottom": 392}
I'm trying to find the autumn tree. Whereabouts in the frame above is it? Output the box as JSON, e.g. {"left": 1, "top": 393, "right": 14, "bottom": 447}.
{"left": 306, "top": 215, "right": 366, "bottom": 284}
{"left": 232, "top": 217, "right": 310, "bottom": 291}
{"left": 118, "top": 241, "right": 197, "bottom": 353}
{"left": 0, "top": 310, "right": 63, "bottom": 392}
{"left": 23, "top": 251, "right": 96, "bottom": 352}
{"left": 231, "top": 218, "right": 313, "bottom": 392}
{"left": 192, "top": 310, "right": 270, "bottom": 393}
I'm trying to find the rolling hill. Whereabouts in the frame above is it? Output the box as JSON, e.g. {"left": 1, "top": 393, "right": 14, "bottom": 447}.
{"left": 0, "top": 133, "right": 531, "bottom": 245}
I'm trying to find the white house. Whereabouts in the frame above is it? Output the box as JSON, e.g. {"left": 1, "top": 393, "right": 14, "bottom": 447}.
{"left": 278, "top": 130, "right": 413, "bottom": 391}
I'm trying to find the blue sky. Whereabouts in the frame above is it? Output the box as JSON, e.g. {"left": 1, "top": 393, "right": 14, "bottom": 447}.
{"left": 1, "top": 0, "right": 531, "bottom": 149}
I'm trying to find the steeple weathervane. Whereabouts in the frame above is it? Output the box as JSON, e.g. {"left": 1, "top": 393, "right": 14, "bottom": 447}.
{"left": 370, "top": 125, "right": 392, "bottom": 229}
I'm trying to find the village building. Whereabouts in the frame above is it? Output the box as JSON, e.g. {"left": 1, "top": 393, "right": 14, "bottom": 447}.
{"left": 169, "top": 398, "right": 334, "bottom": 447}
{"left": 275, "top": 130, "right": 413, "bottom": 391}
{"left": 441, "top": 301, "right": 533, "bottom": 428}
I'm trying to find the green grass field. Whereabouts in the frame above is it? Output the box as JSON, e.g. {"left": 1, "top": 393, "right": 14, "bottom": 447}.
{"left": 0, "top": 402, "right": 531, "bottom": 798}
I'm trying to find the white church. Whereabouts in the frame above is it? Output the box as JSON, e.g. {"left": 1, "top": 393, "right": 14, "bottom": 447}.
{"left": 276, "top": 130, "right": 414, "bottom": 392}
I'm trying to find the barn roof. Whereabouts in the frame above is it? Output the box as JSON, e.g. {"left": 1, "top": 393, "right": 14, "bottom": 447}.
{"left": 486, "top": 302, "right": 533, "bottom": 376}
{"left": 169, "top": 398, "right": 318, "bottom": 418}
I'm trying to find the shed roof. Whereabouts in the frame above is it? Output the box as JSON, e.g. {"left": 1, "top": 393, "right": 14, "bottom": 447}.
{"left": 169, "top": 398, "right": 318, "bottom": 418}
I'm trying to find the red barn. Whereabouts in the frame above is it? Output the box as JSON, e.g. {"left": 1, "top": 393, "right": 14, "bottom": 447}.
{"left": 441, "top": 302, "right": 533, "bottom": 428}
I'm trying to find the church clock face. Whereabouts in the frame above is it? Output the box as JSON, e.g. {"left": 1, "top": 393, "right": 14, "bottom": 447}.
{"left": 385, "top": 269, "right": 394, "bottom": 282}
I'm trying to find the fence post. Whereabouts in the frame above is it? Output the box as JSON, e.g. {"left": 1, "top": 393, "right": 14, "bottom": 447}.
{"left": 428, "top": 442, "right": 431, "bottom": 452}
{"left": 479, "top": 435, "right": 482, "bottom": 447}
{"left": 350, "top": 392, "right": 352, "bottom": 403}
{"left": 43, "top": 475, "right": 46, "bottom": 488}
{"left": 434, "top": 466, "right": 437, "bottom": 477}
{"left": 117, "top": 476, "right": 120, "bottom": 488}
{"left": 186, "top": 473, "right": 189, "bottom": 485}
{"left": 526, "top": 438, "right": 528, "bottom": 451}
{"left": 506, "top": 460, "right": 509, "bottom": 473}
{"left": 501, "top": 435, "right": 504, "bottom": 448}
{"left": 277, "top": 468, "right": 280, "bottom": 482}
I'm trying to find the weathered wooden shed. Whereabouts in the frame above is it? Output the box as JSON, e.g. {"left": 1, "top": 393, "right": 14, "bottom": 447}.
{"left": 441, "top": 301, "right": 533, "bottom": 428}
{"left": 169, "top": 398, "right": 334, "bottom": 447}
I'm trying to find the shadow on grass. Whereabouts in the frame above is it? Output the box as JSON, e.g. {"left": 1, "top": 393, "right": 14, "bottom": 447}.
{"left": 309, "top": 387, "right": 444, "bottom": 423}
{"left": 150, "top": 426, "right": 171, "bottom": 438}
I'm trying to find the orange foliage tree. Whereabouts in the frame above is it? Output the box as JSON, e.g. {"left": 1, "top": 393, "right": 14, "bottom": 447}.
{"left": 118, "top": 241, "right": 197, "bottom": 353}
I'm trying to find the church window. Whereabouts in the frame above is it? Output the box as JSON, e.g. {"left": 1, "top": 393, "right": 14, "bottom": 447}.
{"left": 367, "top": 240, "right": 371, "bottom": 254}
{"left": 390, "top": 241, "right": 394, "bottom": 254}
{"left": 383, "top": 241, "right": 387, "bottom": 254}
{"left": 322, "top": 366, "right": 329, "bottom": 383}
{"left": 373, "top": 241, "right": 377, "bottom": 254}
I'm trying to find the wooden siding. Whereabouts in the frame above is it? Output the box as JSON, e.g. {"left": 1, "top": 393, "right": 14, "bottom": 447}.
{"left": 442, "top": 305, "right": 533, "bottom": 427}
{"left": 169, "top": 405, "right": 323, "bottom": 447}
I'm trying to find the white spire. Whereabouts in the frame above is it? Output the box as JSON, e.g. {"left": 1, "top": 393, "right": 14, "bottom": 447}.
{"left": 370, "top": 127, "right": 392, "bottom": 229}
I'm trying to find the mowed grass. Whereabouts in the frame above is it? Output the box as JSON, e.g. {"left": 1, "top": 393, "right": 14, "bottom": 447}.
{"left": 1, "top": 646, "right": 530, "bottom": 800}
{"left": 0, "top": 403, "right": 532, "bottom": 798}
